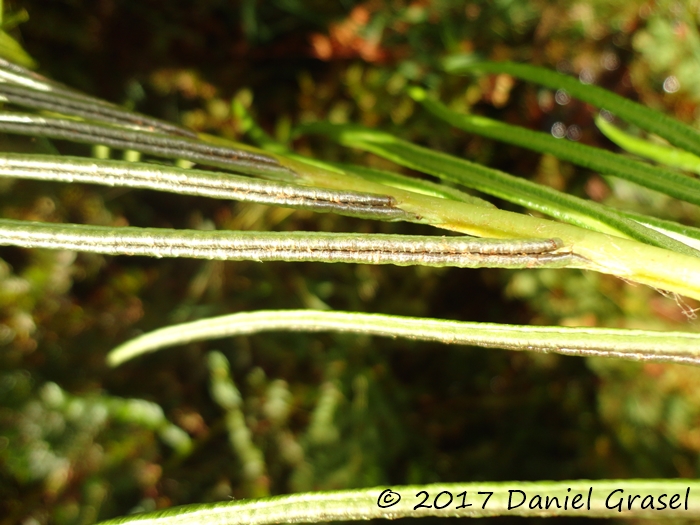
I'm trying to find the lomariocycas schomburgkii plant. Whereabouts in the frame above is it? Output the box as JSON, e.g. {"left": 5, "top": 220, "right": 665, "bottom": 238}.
{"left": 1, "top": 51, "right": 700, "bottom": 522}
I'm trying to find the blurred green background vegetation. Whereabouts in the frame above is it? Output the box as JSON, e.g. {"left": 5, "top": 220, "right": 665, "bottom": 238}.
{"left": 1, "top": 1, "right": 700, "bottom": 524}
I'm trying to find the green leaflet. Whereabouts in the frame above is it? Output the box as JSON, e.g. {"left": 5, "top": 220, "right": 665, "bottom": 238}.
{"left": 94, "top": 480, "right": 700, "bottom": 523}
{"left": 0, "top": 112, "right": 297, "bottom": 180}
{"left": 107, "top": 309, "right": 700, "bottom": 367}
{"left": 596, "top": 114, "right": 700, "bottom": 175}
{"left": 0, "top": 57, "right": 195, "bottom": 137}
{"left": 0, "top": 153, "right": 412, "bottom": 221}
{"left": 233, "top": 97, "right": 495, "bottom": 209}
{"left": 615, "top": 208, "right": 700, "bottom": 251}
{"left": 298, "top": 121, "right": 700, "bottom": 258}
{"left": 409, "top": 86, "right": 700, "bottom": 207}
{"left": 331, "top": 161, "right": 496, "bottom": 208}
{"left": 0, "top": 218, "right": 577, "bottom": 270}
{"left": 444, "top": 59, "right": 700, "bottom": 158}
